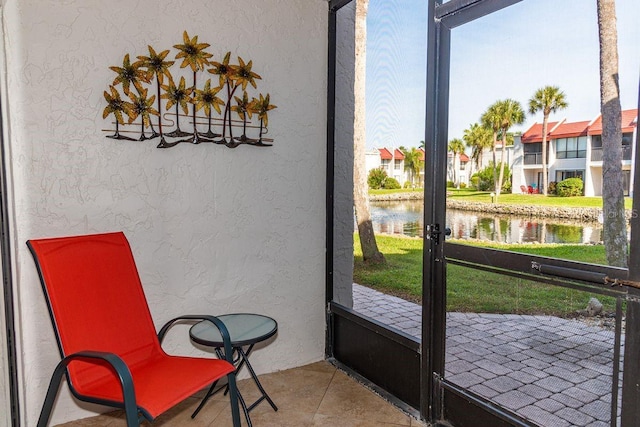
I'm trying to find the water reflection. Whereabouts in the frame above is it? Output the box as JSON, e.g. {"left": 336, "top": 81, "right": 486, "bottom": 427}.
{"left": 368, "top": 200, "right": 604, "bottom": 244}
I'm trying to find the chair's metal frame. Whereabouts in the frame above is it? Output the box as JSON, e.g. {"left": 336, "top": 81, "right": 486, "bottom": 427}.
{"left": 28, "top": 240, "right": 242, "bottom": 427}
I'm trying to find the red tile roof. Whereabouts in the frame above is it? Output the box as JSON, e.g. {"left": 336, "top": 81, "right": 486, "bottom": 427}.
{"left": 418, "top": 148, "right": 425, "bottom": 162}
{"left": 378, "top": 148, "right": 393, "bottom": 160}
{"left": 588, "top": 108, "right": 638, "bottom": 135}
{"left": 378, "top": 148, "right": 405, "bottom": 160}
{"left": 551, "top": 121, "right": 589, "bottom": 138}
{"left": 460, "top": 153, "right": 470, "bottom": 162}
{"left": 521, "top": 121, "right": 561, "bottom": 143}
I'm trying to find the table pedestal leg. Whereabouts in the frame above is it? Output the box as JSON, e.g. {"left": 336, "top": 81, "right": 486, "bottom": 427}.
{"left": 192, "top": 346, "right": 277, "bottom": 425}
{"left": 237, "top": 347, "right": 278, "bottom": 412}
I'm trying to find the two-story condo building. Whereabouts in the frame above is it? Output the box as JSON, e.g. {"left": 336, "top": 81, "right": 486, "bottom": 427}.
{"left": 512, "top": 108, "right": 638, "bottom": 196}
{"left": 365, "top": 147, "right": 407, "bottom": 186}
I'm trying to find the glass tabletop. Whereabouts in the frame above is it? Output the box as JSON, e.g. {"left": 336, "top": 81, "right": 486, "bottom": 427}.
{"left": 190, "top": 313, "right": 278, "bottom": 347}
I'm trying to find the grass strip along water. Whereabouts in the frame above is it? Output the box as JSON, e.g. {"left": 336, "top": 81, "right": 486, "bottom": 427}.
{"left": 353, "top": 234, "right": 616, "bottom": 316}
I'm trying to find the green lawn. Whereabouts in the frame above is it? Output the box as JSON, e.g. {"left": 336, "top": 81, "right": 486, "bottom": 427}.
{"left": 353, "top": 234, "right": 616, "bottom": 316}
{"left": 371, "top": 187, "right": 633, "bottom": 209}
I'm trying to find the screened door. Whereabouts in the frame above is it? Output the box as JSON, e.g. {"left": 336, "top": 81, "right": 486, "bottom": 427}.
{"left": 327, "top": 1, "right": 640, "bottom": 426}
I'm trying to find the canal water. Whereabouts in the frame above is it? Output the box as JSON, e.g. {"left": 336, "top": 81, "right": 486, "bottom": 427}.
{"left": 369, "top": 200, "right": 604, "bottom": 244}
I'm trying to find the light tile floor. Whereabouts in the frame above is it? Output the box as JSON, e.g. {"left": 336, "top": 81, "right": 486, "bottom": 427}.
{"left": 54, "top": 361, "right": 428, "bottom": 427}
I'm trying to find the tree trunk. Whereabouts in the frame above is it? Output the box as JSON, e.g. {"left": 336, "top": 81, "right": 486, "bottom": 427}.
{"left": 541, "top": 115, "right": 548, "bottom": 196}
{"left": 497, "top": 136, "right": 507, "bottom": 201}
{"left": 453, "top": 153, "right": 458, "bottom": 188}
{"left": 598, "top": 0, "right": 627, "bottom": 267}
{"left": 354, "top": 0, "right": 384, "bottom": 264}
{"left": 491, "top": 133, "right": 498, "bottom": 203}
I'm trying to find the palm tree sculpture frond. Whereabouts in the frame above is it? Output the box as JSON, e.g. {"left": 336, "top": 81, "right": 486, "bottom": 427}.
{"left": 249, "top": 93, "right": 276, "bottom": 146}
{"left": 159, "top": 76, "right": 193, "bottom": 146}
{"left": 194, "top": 79, "right": 225, "bottom": 139}
{"left": 109, "top": 53, "right": 150, "bottom": 96}
{"left": 135, "top": 46, "right": 175, "bottom": 143}
{"left": 127, "top": 87, "right": 159, "bottom": 141}
{"left": 174, "top": 31, "right": 213, "bottom": 144}
{"left": 103, "top": 85, "right": 135, "bottom": 140}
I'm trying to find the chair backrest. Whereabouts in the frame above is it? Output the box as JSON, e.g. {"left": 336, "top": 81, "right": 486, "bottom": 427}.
{"left": 27, "top": 232, "right": 162, "bottom": 391}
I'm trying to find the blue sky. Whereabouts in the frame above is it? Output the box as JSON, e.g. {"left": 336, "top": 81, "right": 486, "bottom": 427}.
{"left": 365, "top": 0, "right": 639, "bottom": 149}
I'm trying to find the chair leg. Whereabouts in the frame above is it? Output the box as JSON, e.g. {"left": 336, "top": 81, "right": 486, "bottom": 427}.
{"left": 227, "top": 372, "right": 242, "bottom": 427}
{"left": 37, "top": 361, "right": 68, "bottom": 427}
{"left": 38, "top": 352, "right": 140, "bottom": 427}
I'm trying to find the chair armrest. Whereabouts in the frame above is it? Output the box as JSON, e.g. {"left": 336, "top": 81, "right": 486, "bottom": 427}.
{"left": 157, "top": 315, "right": 234, "bottom": 364}
{"left": 43, "top": 351, "right": 138, "bottom": 427}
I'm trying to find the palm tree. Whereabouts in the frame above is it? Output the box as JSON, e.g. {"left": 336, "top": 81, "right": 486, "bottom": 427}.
{"left": 528, "top": 86, "right": 568, "bottom": 195}
{"left": 135, "top": 45, "right": 175, "bottom": 143}
{"left": 354, "top": 0, "right": 384, "bottom": 264}
{"left": 402, "top": 147, "right": 424, "bottom": 188}
{"left": 103, "top": 85, "right": 134, "bottom": 140}
{"left": 463, "top": 123, "right": 492, "bottom": 170}
{"left": 480, "top": 103, "right": 503, "bottom": 199}
{"left": 160, "top": 76, "right": 193, "bottom": 146}
{"left": 230, "top": 91, "right": 253, "bottom": 145}
{"left": 174, "top": 31, "right": 213, "bottom": 144}
{"left": 448, "top": 138, "right": 465, "bottom": 188}
{"left": 127, "top": 88, "right": 159, "bottom": 141}
{"left": 109, "top": 53, "right": 150, "bottom": 96}
{"left": 193, "top": 79, "right": 225, "bottom": 140}
{"left": 250, "top": 93, "right": 276, "bottom": 145}
{"left": 225, "top": 56, "right": 262, "bottom": 142}
{"left": 496, "top": 99, "right": 525, "bottom": 200}
{"left": 208, "top": 52, "right": 236, "bottom": 143}
{"left": 597, "top": 0, "right": 627, "bottom": 268}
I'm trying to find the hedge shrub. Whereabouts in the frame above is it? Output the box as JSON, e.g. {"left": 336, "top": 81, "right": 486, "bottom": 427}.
{"left": 383, "top": 177, "right": 401, "bottom": 189}
{"left": 367, "top": 168, "right": 387, "bottom": 189}
{"left": 556, "top": 177, "right": 583, "bottom": 197}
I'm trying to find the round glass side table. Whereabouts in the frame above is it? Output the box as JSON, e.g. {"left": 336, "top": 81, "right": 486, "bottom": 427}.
{"left": 189, "top": 313, "right": 278, "bottom": 426}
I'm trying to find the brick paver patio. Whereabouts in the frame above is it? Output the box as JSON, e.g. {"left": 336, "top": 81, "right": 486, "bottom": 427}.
{"left": 353, "top": 284, "right": 622, "bottom": 427}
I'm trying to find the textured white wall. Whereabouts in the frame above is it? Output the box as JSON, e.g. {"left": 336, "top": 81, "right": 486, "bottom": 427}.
{"left": 3, "top": 0, "right": 327, "bottom": 424}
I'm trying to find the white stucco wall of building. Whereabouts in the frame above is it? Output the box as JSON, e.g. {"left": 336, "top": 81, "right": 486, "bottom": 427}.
{"left": 2, "top": 1, "right": 327, "bottom": 424}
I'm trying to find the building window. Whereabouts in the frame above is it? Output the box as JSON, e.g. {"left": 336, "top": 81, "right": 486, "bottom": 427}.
{"left": 381, "top": 159, "right": 390, "bottom": 171}
{"left": 591, "top": 133, "right": 632, "bottom": 147}
{"left": 394, "top": 159, "right": 402, "bottom": 170}
{"left": 556, "top": 137, "right": 587, "bottom": 159}
{"left": 556, "top": 170, "right": 584, "bottom": 182}
{"left": 524, "top": 142, "right": 541, "bottom": 153}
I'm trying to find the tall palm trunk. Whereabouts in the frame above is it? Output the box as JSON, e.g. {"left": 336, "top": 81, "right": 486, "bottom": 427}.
{"left": 597, "top": 0, "right": 627, "bottom": 267}
{"left": 491, "top": 133, "right": 498, "bottom": 200}
{"left": 541, "top": 115, "right": 549, "bottom": 195}
{"left": 354, "top": 0, "right": 384, "bottom": 263}
{"left": 497, "top": 136, "right": 507, "bottom": 199}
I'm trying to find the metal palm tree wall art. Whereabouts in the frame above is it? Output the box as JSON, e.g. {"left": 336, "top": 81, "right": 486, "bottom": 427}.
{"left": 103, "top": 31, "right": 276, "bottom": 149}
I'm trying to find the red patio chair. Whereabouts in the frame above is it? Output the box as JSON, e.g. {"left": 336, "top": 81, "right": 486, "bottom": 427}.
{"left": 520, "top": 185, "right": 527, "bottom": 194}
{"left": 27, "top": 232, "right": 241, "bottom": 427}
